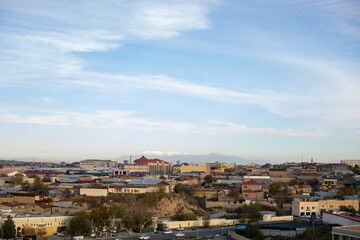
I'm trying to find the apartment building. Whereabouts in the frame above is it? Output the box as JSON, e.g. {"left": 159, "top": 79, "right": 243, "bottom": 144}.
{"left": 79, "top": 159, "right": 117, "bottom": 168}
{"left": 180, "top": 163, "right": 210, "bottom": 175}
{"left": 292, "top": 199, "right": 360, "bottom": 216}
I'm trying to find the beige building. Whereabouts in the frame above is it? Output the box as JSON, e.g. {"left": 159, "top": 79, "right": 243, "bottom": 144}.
{"left": 341, "top": 160, "right": 360, "bottom": 167}
{"left": 292, "top": 199, "right": 360, "bottom": 216}
{"left": 79, "top": 188, "right": 108, "bottom": 197}
{"left": 0, "top": 215, "right": 72, "bottom": 236}
{"left": 320, "top": 178, "right": 338, "bottom": 192}
{"left": 80, "top": 159, "right": 117, "bottom": 168}
{"left": 108, "top": 185, "right": 170, "bottom": 194}
{"left": 180, "top": 163, "right": 210, "bottom": 175}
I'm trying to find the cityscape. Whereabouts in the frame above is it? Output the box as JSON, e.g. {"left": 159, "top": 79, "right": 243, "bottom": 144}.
{"left": 1, "top": 1, "right": 360, "bottom": 240}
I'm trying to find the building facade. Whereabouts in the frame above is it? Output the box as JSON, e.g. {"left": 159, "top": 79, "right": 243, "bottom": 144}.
{"left": 79, "top": 159, "right": 117, "bottom": 168}
{"left": 292, "top": 199, "right": 360, "bottom": 216}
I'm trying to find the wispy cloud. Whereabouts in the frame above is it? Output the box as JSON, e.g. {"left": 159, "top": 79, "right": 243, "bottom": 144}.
{"left": 0, "top": 106, "right": 327, "bottom": 138}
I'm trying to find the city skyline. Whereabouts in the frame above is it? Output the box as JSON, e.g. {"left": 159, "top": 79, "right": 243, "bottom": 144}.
{"left": 0, "top": 0, "right": 360, "bottom": 162}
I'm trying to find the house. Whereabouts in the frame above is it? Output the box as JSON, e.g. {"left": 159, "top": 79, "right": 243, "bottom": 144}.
{"left": 241, "top": 181, "right": 262, "bottom": 192}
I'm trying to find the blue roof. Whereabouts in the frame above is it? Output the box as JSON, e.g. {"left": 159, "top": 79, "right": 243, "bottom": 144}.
{"left": 57, "top": 179, "right": 78, "bottom": 183}
{"left": 128, "top": 179, "right": 164, "bottom": 185}
{"left": 100, "top": 179, "right": 125, "bottom": 183}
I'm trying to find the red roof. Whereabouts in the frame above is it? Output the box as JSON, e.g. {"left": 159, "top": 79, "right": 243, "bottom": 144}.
{"left": 324, "top": 211, "right": 360, "bottom": 222}
{"left": 134, "top": 156, "right": 169, "bottom": 164}
{"left": 243, "top": 190, "right": 262, "bottom": 193}
{"left": 242, "top": 181, "right": 261, "bottom": 186}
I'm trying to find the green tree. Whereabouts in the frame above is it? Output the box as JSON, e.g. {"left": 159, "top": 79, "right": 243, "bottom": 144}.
{"left": 174, "top": 212, "right": 197, "bottom": 221}
{"left": 204, "top": 175, "right": 214, "bottom": 184}
{"left": 109, "top": 203, "right": 125, "bottom": 228}
{"left": 243, "top": 223, "right": 264, "bottom": 240}
{"left": 339, "top": 205, "right": 357, "bottom": 214}
{"left": 288, "top": 179, "right": 299, "bottom": 186}
{"left": 174, "top": 183, "right": 184, "bottom": 194}
{"left": 68, "top": 211, "right": 92, "bottom": 236}
{"left": 1, "top": 215, "right": 16, "bottom": 239}
{"left": 66, "top": 170, "right": 71, "bottom": 175}
{"left": 228, "top": 190, "right": 240, "bottom": 198}
{"left": 91, "top": 206, "right": 110, "bottom": 230}
{"left": 42, "top": 176, "right": 51, "bottom": 182}
{"left": 159, "top": 175, "right": 166, "bottom": 180}
{"left": 336, "top": 187, "right": 355, "bottom": 199}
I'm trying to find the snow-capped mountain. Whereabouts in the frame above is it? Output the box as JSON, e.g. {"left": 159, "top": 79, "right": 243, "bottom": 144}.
{"left": 113, "top": 151, "right": 255, "bottom": 164}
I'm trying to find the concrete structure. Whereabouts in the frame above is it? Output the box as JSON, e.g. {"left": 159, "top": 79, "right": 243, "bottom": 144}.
{"left": 80, "top": 159, "right": 117, "bottom": 168}
{"left": 241, "top": 181, "right": 262, "bottom": 191}
{"left": 323, "top": 211, "right": 360, "bottom": 226}
{"left": 180, "top": 163, "right": 210, "bottom": 175}
{"left": 332, "top": 225, "right": 360, "bottom": 240}
{"left": 79, "top": 188, "right": 108, "bottom": 196}
{"left": 292, "top": 199, "right": 360, "bottom": 216}
{"left": 0, "top": 215, "right": 71, "bottom": 236}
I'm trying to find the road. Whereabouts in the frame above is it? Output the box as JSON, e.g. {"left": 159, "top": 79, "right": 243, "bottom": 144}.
{"left": 94, "top": 227, "right": 235, "bottom": 240}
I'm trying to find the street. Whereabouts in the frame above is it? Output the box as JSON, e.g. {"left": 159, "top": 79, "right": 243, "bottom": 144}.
{"left": 92, "top": 227, "right": 234, "bottom": 240}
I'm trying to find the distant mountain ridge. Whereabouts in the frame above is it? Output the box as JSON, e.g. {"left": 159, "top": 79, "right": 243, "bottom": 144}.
{"left": 113, "top": 152, "right": 257, "bottom": 164}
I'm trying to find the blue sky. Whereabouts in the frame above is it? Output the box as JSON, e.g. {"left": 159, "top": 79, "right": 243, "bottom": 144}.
{"left": 0, "top": 0, "right": 360, "bottom": 162}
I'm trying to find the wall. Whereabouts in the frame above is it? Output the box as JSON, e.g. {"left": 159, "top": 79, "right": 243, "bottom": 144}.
{"left": 262, "top": 215, "right": 293, "bottom": 222}
{"left": 79, "top": 188, "right": 108, "bottom": 196}
{"left": 160, "top": 218, "right": 238, "bottom": 229}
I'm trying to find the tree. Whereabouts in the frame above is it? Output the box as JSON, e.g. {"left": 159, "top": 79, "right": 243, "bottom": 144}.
{"left": 68, "top": 211, "right": 92, "bottom": 236}
{"left": 174, "top": 212, "right": 197, "bottom": 221}
{"left": 243, "top": 223, "right": 264, "bottom": 240}
{"left": 336, "top": 187, "right": 355, "bottom": 199}
{"left": 108, "top": 203, "right": 125, "bottom": 228}
{"left": 66, "top": 170, "right": 71, "bottom": 175}
{"left": 0, "top": 174, "right": 8, "bottom": 177}
{"left": 288, "top": 179, "right": 299, "bottom": 186}
{"left": 91, "top": 206, "right": 110, "bottom": 231}
{"left": 339, "top": 205, "right": 357, "bottom": 214}
{"left": 122, "top": 205, "right": 153, "bottom": 230}
{"left": 159, "top": 175, "right": 166, "bottom": 180}
{"left": 1, "top": 215, "right": 16, "bottom": 239}
{"left": 204, "top": 175, "right": 214, "bottom": 184}
{"left": 228, "top": 190, "right": 240, "bottom": 198}
{"left": 42, "top": 176, "right": 51, "bottom": 182}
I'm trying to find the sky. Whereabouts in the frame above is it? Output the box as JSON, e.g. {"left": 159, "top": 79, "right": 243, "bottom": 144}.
{"left": 0, "top": 0, "right": 360, "bottom": 163}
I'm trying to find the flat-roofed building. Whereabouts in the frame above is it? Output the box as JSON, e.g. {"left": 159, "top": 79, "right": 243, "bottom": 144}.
{"left": 180, "top": 163, "right": 210, "bottom": 175}
{"left": 332, "top": 225, "right": 360, "bottom": 240}
{"left": 292, "top": 199, "right": 360, "bottom": 217}
{"left": 80, "top": 159, "right": 117, "bottom": 168}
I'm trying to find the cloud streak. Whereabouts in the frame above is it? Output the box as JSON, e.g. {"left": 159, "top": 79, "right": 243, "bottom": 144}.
{"left": 0, "top": 106, "right": 327, "bottom": 138}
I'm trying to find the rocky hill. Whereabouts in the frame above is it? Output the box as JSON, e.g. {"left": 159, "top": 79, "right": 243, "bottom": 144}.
{"left": 154, "top": 194, "right": 207, "bottom": 218}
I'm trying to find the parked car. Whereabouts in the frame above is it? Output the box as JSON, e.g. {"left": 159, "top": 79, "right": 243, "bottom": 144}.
{"left": 56, "top": 232, "right": 64, "bottom": 237}
{"left": 163, "top": 230, "right": 172, "bottom": 234}
{"left": 176, "top": 227, "right": 184, "bottom": 231}
{"left": 175, "top": 233, "right": 185, "bottom": 237}
{"left": 139, "top": 235, "right": 151, "bottom": 240}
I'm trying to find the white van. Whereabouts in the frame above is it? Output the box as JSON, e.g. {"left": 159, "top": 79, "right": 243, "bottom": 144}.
{"left": 73, "top": 236, "right": 84, "bottom": 240}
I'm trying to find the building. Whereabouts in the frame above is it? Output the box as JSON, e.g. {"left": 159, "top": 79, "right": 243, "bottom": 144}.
{"left": 180, "top": 163, "right": 210, "bottom": 175}
{"left": 79, "top": 159, "right": 117, "bottom": 168}
{"left": 341, "top": 160, "right": 360, "bottom": 167}
{"left": 241, "top": 181, "right": 262, "bottom": 192}
{"left": 292, "top": 199, "right": 360, "bottom": 217}
{"left": 0, "top": 215, "right": 71, "bottom": 236}
{"left": 323, "top": 211, "right": 360, "bottom": 226}
{"left": 332, "top": 225, "right": 360, "bottom": 240}
{"left": 134, "top": 156, "right": 173, "bottom": 175}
